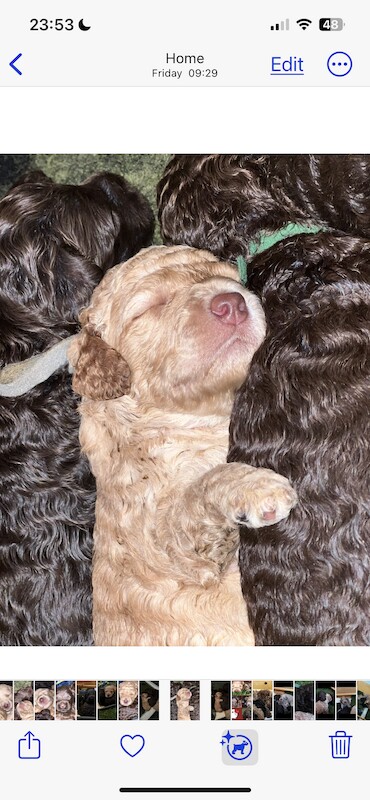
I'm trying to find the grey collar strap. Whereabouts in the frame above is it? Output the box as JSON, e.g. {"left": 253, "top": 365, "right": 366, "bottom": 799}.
{"left": 0, "top": 335, "right": 76, "bottom": 397}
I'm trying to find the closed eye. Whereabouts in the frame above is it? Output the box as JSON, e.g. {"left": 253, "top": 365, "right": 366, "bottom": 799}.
{"left": 130, "top": 295, "right": 173, "bottom": 322}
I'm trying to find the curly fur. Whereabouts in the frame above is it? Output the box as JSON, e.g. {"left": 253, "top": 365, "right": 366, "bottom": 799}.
{"left": 229, "top": 234, "right": 370, "bottom": 645}
{"left": 158, "top": 155, "right": 370, "bottom": 258}
{"left": 0, "top": 170, "right": 154, "bottom": 645}
{"left": 70, "top": 245, "right": 296, "bottom": 646}
{"left": 158, "top": 155, "right": 370, "bottom": 647}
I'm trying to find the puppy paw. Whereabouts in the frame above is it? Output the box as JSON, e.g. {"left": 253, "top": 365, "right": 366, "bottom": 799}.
{"left": 233, "top": 469, "right": 297, "bottom": 528}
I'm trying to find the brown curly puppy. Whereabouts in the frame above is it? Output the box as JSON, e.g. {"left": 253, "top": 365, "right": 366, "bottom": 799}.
{"left": 157, "top": 155, "right": 370, "bottom": 258}
{"left": 228, "top": 233, "right": 370, "bottom": 645}
{"left": 0, "top": 170, "right": 154, "bottom": 645}
{"left": 70, "top": 245, "right": 297, "bottom": 646}
{"left": 157, "top": 155, "right": 370, "bottom": 646}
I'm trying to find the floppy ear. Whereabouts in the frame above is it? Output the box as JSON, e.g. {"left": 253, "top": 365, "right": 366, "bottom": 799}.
{"left": 69, "top": 324, "right": 131, "bottom": 400}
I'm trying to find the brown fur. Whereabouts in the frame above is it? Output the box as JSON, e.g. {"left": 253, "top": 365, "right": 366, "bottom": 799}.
{"left": 70, "top": 245, "right": 297, "bottom": 646}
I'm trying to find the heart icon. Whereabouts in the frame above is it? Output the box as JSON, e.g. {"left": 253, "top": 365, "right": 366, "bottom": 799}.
{"left": 120, "top": 734, "right": 145, "bottom": 758}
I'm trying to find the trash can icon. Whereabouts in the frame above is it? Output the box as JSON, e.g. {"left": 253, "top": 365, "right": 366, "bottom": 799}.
{"left": 329, "top": 730, "right": 352, "bottom": 759}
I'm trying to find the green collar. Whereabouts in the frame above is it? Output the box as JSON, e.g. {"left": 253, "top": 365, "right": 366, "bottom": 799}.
{"left": 236, "top": 223, "right": 326, "bottom": 285}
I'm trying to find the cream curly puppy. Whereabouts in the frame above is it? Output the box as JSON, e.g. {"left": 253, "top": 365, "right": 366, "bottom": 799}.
{"left": 70, "top": 245, "right": 297, "bottom": 646}
{"left": 176, "top": 688, "right": 194, "bottom": 720}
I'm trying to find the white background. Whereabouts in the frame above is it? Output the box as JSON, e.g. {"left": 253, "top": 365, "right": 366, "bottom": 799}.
{"left": 0, "top": 87, "right": 368, "bottom": 152}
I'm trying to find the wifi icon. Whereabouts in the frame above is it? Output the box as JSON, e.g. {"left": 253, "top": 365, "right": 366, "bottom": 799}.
{"left": 297, "top": 18, "right": 312, "bottom": 30}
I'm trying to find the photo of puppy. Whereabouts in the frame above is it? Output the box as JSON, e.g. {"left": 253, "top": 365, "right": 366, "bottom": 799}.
{"left": 170, "top": 682, "right": 200, "bottom": 721}
{"left": 3, "top": 153, "right": 368, "bottom": 649}
{"left": 139, "top": 681, "right": 159, "bottom": 720}
{"left": 357, "top": 682, "right": 370, "bottom": 720}
{"left": 70, "top": 245, "right": 296, "bottom": 646}
{"left": 55, "top": 682, "right": 76, "bottom": 721}
{"left": 315, "top": 683, "right": 335, "bottom": 720}
{"left": 77, "top": 681, "right": 96, "bottom": 720}
{"left": 119, "top": 681, "right": 138, "bottom": 721}
{"left": 99, "top": 684, "right": 117, "bottom": 706}
{"left": 14, "top": 681, "right": 34, "bottom": 721}
{"left": 336, "top": 682, "right": 356, "bottom": 720}
{"left": 211, "top": 682, "right": 231, "bottom": 720}
{"left": 294, "top": 681, "right": 314, "bottom": 721}
{"left": 252, "top": 681, "right": 272, "bottom": 720}
{"left": 0, "top": 682, "right": 13, "bottom": 720}
{"left": 274, "top": 682, "right": 294, "bottom": 720}
{"left": 98, "top": 681, "right": 117, "bottom": 720}
{"left": 231, "top": 680, "right": 252, "bottom": 720}
{"left": 35, "top": 682, "right": 55, "bottom": 720}
{"left": 0, "top": 168, "right": 154, "bottom": 646}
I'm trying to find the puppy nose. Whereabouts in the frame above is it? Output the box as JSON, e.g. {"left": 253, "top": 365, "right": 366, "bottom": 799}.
{"left": 210, "top": 292, "right": 248, "bottom": 325}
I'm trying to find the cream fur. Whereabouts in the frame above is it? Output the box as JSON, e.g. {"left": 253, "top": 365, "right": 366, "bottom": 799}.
{"left": 70, "top": 246, "right": 297, "bottom": 646}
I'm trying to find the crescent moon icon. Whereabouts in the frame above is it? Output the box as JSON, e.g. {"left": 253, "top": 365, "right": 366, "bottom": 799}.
{"left": 78, "top": 19, "right": 91, "bottom": 31}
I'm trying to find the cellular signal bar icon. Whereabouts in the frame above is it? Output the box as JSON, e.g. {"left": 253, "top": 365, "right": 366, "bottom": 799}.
{"left": 271, "top": 19, "right": 290, "bottom": 31}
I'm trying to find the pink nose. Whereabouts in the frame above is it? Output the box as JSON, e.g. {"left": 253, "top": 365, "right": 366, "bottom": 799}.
{"left": 210, "top": 292, "right": 248, "bottom": 325}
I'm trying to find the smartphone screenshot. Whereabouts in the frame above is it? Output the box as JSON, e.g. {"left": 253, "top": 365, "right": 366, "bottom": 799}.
{"left": 0, "top": 2, "right": 369, "bottom": 798}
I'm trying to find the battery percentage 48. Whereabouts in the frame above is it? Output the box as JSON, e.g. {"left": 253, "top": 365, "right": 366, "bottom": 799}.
{"left": 319, "top": 18, "right": 344, "bottom": 31}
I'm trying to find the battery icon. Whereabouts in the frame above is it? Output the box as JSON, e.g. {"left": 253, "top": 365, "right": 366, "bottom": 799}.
{"left": 319, "top": 18, "right": 344, "bottom": 31}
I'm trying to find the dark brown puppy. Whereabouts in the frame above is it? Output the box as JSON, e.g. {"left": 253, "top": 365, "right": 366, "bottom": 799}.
{"left": 228, "top": 233, "right": 370, "bottom": 645}
{"left": 0, "top": 170, "right": 154, "bottom": 645}
{"left": 158, "top": 155, "right": 370, "bottom": 257}
{"left": 157, "top": 155, "right": 370, "bottom": 646}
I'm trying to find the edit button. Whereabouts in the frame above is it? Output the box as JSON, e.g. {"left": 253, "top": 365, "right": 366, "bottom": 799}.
{"left": 271, "top": 56, "right": 304, "bottom": 74}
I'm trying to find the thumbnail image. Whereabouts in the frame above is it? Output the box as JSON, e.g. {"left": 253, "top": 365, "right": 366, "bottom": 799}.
{"left": 252, "top": 681, "right": 272, "bottom": 720}
{"left": 77, "top": 681, "right": 96, "bottom": 720}
{"left": 211, "top": 682, "right": 231, "bottom": 720}
{"left": 14, "top": 681, "right": 34, "bottom": 721}
{"left": 119, "top": 681, "right": 138, "bottom": 721}
{"left": 357, "top": 681, "right": 370, "bottom": 720}
{"left": 294, "top": 681, "right": 314, "bottom": 720}
{"left": 56, "top": 681, "right": 76, "bottom": 721}
{"left": 170, "top": 682, "right": 200, "bottom": 721}
{"left": 274, "top": 681, "right": 294, "bottom": 720}
{"left": 1, "top": 154, "right": 370, "bottom": 649}
{"left": 336, "top": 681, "right": 356, "bottom": 720}
{"left": 315, "top": 682, "right": 335, "bottom": 720}
{"left": 0, "top": 681, "right": 13, "bottom": 720}
{"left": 98, "top": 681, "right": 117, "bottom": 720}
{"left": 35, "top": 681, "right": 55, "bottom": 720}
{"left": 139, "top": 681, "right": 159, "bottom": 720}
{"left": 231, "top": 680, "right": 252, "bottom": 721}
